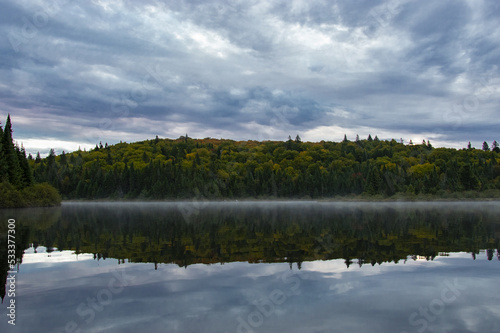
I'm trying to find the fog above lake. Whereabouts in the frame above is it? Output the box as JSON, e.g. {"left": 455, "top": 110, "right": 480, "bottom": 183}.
{"left": 62, "top": 199, "right": 500, "bottom": 211}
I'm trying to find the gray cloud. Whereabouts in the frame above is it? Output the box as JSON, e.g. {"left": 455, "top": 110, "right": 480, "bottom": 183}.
{"left": 0, "top": 0, "right": 499, "bottom": 155}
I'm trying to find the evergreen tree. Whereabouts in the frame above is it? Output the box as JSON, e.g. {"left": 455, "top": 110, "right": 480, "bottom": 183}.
{"left": 0, "top": 122, "right": 7, "bottom": 181}
{"left": 492, "top": 140, "right": 500, "bottom": 153}
{"left": 17, "top": 145, "right": 34, "bottom": 187}
{"left": 482, "top": 141, "right": 489, "bottom": 151}
{"left": 2, "top": 115, "right": 22, "bottom": 187}
{"left": 459, "top": 164, "right": 479, "bottom": 191}
{"left": 60, "top": 151, "right": 67, "bottom": 165}
{"left": 365, "top": 166, "right": 381, "bottom": 195}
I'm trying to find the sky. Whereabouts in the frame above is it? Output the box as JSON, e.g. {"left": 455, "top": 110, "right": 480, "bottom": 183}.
{"left": 1, "top": 0, "right": 499, "bottom": 156}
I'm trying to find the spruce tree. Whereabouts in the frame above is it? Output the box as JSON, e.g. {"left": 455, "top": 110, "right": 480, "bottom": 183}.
{"left": 17, "top": 145, "right": 34, "bottom": 187}
{"left": 0, "top": 122, "right": 7, "bottom": 181}
{"left": 2, "top": 115, "right": 22, "bottom": 186}
{"left": 492, "top": 140, "right": 500, "bottom": 153}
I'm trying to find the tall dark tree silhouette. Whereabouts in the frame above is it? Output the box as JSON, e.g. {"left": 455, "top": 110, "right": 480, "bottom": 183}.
{"left": 2, "top": 115, "right": 22, "bottom": 187}
{"left": 0, "top": 121, "right": 7, "bottom": 181}
{"left": 17, "top": 145, "right": 34, "bottom": 187}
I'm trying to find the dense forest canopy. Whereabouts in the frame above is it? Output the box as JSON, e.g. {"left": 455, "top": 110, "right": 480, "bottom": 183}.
{"left": 30, "top": 134, "right": 500, "bottom": 199}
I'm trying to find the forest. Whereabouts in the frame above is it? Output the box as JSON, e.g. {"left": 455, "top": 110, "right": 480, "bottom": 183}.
{"left": 0, "top": 115, "right": 60, "bottom": 208}
{"left": 30, "top": 134, "right": 500, "bottom": 200}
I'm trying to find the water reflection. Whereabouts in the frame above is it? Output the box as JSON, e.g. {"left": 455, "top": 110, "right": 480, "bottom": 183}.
{"left": 0, "top": 201, "right": 499, "bottom": 332}
{"left": 5, "top": 201, "right": 500, "bottom": 267}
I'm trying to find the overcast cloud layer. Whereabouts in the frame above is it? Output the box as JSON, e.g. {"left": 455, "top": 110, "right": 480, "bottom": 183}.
{"left": 1, "top": 0, "right": 499, "bottom": 155}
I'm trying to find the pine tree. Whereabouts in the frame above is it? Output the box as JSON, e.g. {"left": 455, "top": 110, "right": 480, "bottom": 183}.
{"left": 17, "top": 145, "right": 34, "bottom": 187}
{"left": 482, "top": 141, "right": 489, "bottom": 151}
{"left": 2, "top": 115, "right": 22, "bottom": 186}
{"left": 459, "top": 164, "right": 479, "bottom": 190}
{"left": 365, "top": 166, "right": 381, "bottom": 195}
{"left": 492, "top": 140, "right": 500, "bottom": 153}
{"left": 0, "top": 121, "right": 7, "bottom": 181}
{"left": 60, "top": 151, "right": 67, "bottom": 165}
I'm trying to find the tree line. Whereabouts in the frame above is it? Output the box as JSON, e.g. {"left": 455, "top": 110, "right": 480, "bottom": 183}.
{"left": 30, "top": 134, "right": 500, "bottom": 200}
{"left": 0, "top": 115, "right": 60, "bottom": 208}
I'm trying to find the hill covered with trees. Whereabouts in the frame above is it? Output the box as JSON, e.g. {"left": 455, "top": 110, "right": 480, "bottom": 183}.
{"left": 30, "top": 134, "right": 500, "bottom": 200}
{"left": 0, "top": 115, "right": 61, "bottom": 208}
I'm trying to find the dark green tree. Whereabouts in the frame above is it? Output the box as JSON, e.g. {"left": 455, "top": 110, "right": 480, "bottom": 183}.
{"left": 17, "top": 145, "right": 34, "bottom": 187}
{"left": 459, "top": 164, "right": 479, "bottom": 190}
{"left": 2, "top": 115, "right": 22, "bottom": 187}
{"left": 365, "top": 166, "right": 381, "bottom": 195}
{"left": 0, "top": 122, "right": 7, "bottom": 181}
{"left": 492, "top": 140, "right": 500, "bottom": 153}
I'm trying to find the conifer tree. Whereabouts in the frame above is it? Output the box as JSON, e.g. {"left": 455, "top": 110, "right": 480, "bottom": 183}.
{"left": 2, "top": 115, "right": 22, "bottom": 186}
{"left": 17, "top": 145, "right": 34, "bottom": 187}
{"left": 492, "top": 140, "right": 500, "bottom": 153}
{"left": 0, "top": 121, "right": 7, "bottom": 181}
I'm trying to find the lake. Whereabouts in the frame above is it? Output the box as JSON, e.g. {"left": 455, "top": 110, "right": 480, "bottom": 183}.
{"left": 1, "top": 201, "right": 499, "bottom": 333}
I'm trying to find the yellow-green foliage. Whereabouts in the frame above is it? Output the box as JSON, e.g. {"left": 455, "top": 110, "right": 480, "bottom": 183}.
{"left": 30, "top": 136, "right": 500, "bottom": 199}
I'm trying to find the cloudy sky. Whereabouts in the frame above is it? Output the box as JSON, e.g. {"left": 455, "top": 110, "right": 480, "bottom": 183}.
{"left": 1, "top": 0, "right": 499, "bottom": 155}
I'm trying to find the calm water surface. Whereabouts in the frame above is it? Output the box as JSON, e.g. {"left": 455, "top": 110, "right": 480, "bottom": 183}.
{"left": 0, "top": 201, "right": 499, "bottom": 333}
